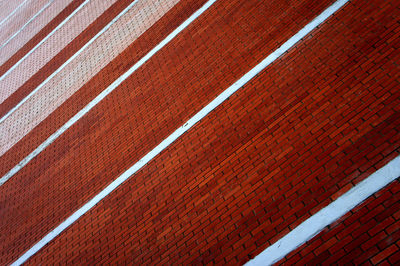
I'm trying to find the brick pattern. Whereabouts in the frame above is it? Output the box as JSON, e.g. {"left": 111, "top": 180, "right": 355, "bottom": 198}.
{"left": 0, "top": 0, "right": 209, "bottom": 177}
{"left": 0, "top": 0, "right": 26, "bottom": 22}
{"left": 0, "top": 0, "right": 82, "bottom": 75}
{"left": 0, "top": 0, "right": 398, "bottom": 264}
{"left": 0, "top": 0, "right": 179, "bottom": 158}
{"left": 0, "top": 0, "right": 73, "bottom": 67}
{"left": 0, "top": 0, "right": 340, "bottom": 263}
{"left": 0, "top": 0, "right": 118, "bottom": 104}
{"left": 0, "top": 0, "right": 50, "bottom": 45}
{"left": 280, "top": 179, "right": 400, "bottom": 265}
{"left": 27, "top": 0, "right": 399, "bottom": 263}
{"left": 0, "top": 0, "right": 336, "bottom": 179}
{"left": 0, "top": 0, "right": 136, "bottom": 115}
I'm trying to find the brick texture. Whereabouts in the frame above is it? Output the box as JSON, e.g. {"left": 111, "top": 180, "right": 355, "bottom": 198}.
{"left": 0, "top": 0, "right": 398, "bottom": 264}
{"left": 0, "top": 0, "right": 50, "bottom": 45}
{"left": 280, "top": 179, "right": 400, "bottom": 265}
{"left": 0, "top": 0, "right": 74, "bottom": 70}
{"left": 0, "top": 0, "right": 118, "bottom": 104}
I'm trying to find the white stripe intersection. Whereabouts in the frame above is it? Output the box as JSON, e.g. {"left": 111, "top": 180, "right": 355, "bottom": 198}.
{"left": 12, "top": 0, "right": 350, "bottom": 264}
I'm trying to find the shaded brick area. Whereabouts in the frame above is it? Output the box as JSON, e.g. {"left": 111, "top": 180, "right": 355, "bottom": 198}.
{"left": 280, "top": 179, "right": 400, "bottom": 265}
{"left": 19, "top": 0, "right": 399, "bottom": 264}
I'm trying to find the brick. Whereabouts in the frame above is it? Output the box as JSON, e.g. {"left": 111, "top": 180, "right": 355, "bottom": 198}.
{"left": 0, "top": 0, "right": 399, "bottom": 264}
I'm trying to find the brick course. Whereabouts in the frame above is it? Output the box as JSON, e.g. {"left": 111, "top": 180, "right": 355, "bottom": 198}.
{"left": 0, "top": 0, "right": 77, "bottom": 74}
{"left": 0, "top": 0, "right": 118, "bottom": 104}
{"left": 281, "top": 179, "right": 400, "bottom": 265}
{"left": 0, "top": 0, "right": 398, "bottom": 264}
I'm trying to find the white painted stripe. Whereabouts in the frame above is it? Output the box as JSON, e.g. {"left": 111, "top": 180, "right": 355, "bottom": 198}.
{"left": 0, "top": 0, "right": 140, "bottom": 124}
{"left": 0, "top": 0, "right": 29, "bottom": 27}
{"left": 245, "top": 156, "right": 400, "bottom": 266}
{"left": 1, "top": 0, "right": 349, "bottom": 185}
{"left": 10, "top": 0, "right": 349, "bottom": 263}
{"left": 0, "top": 0, "right": 218, "bottom": 185}
{"left": 0, "top": 0, "right": 91, "bottom": 82}
{"left": 0, "top": 0, "right": 55, "bottom": 49}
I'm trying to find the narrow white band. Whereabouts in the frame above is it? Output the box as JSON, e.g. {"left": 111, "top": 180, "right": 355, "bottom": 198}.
{"left": 0, "top": 0, "right": 91, "bottom": 82}
{"left": 0, "top": 0, "right": 55, "bottom": 49}
{"left": 11, "top": 0, "right": 351, "bottom": 264}
{"left": 246, "top": 155, "right": 400, "bottom": 265}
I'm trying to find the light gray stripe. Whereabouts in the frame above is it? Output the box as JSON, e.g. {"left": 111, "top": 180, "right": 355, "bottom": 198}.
{"left": 246, "top": 156, "right": 400, "bottom": 265}
{"left": 12, "top": 0, "right": 349, "bottom": 263}
{"left": 0, "top": 0, "right": 91, "bottom": 82}
{"left": 0, "top": 0, "right": 55, "bottom": 49}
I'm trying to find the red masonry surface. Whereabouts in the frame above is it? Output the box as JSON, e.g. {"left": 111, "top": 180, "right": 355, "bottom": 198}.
{"left": 0, "top": 0, "right": 81, "bottom": 76}
{"left": 0, "top": 0, "right": 399, "bottom": 264}
{"left": 281, "top": 179, "right": 400, "bottom": 265}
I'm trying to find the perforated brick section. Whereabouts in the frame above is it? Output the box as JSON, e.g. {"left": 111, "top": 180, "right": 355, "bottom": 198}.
{"left": 0, "top": 0, "right": 50, "bottom": 45}
{"left": 0, "top": 0, "right": 82, "bottom": 75}
{"left": 0, "top": 0, "right": 117, "bottom": 104}
{"left": 0, "top": 0, "right": 26, "bottom": 22}
{"left": 0, "top": 0, "right": 73, "bottom": 67}
{"left": 0, "top": 0, "right": 179, "bottom": 158}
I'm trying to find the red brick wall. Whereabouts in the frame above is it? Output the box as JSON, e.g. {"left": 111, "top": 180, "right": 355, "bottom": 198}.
{"left": 281, "top": 179, "right": 400, "bottom": 265}
{"left": 0, "top": 0, "right": 398, "bottom": 264}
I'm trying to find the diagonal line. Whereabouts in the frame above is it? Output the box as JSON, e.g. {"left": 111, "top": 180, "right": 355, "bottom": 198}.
{"left": 11, "top": 0, "right": 349, "bottom": 264}
{"left": 0, "top": 0, "right": 29, "bottom": 28}
{"left": 0, "top": 0, "right": 91, "bottom": 83}
{"left": 0, "top": 0, "right": 55, "bottom": 49}
{"left": 245, "top": 156, "right": 400, "bottom": 265}
{"left": 0, "top": 0, "right": 140, "bottom": 124}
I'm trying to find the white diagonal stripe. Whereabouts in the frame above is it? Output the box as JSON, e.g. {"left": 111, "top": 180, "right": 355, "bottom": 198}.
{"left": 246, "top": 155, "right": 400, "bottom": 265}
{"left": 12, "top": 0, "right": 350, "bottom": 264}
{"left": 0, "top": 0, "right": 55, "bottom": 49}
{"left": 0, "top": 0, "right": 91, "bottom": 82}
